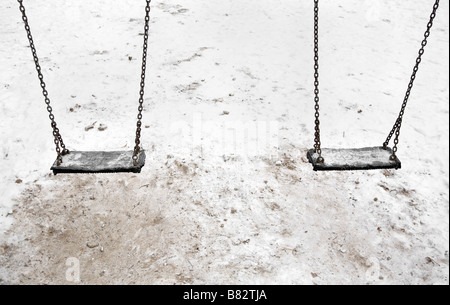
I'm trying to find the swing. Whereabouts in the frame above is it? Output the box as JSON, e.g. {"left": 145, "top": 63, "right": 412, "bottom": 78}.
{"left": 308, "top": 0, "right": 440, "bottom": 171}
{"left": 17, "top": 0, "right": 152, "bottom": 174}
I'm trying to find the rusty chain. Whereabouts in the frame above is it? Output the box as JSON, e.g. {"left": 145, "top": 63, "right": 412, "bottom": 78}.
{"left": 132, "top": 0, "right": 152, "bottom": 166}
{"left": 17, "top": 0, "right": 69, "bottom": 165}
{"left": 313, "top": 0, "right": 324, "bottom": 163}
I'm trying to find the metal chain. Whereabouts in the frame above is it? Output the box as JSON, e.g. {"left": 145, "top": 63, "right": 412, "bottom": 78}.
{"left": 132, "top": 0, "right": 152, "bottom": 165}
{"left": 313, "top": 0, "right": 324, "bottom": 163}
{"left": 17, "top": 0, "right": 69, "bottom": 165}
{"left": 384, "top": 0, "right": 440, "bottom": 160}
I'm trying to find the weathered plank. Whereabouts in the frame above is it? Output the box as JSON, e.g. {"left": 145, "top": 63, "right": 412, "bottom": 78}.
{"left": 307, "top": 147, "right": 401, "bottom": 171}
{"left": 51, "top": 151, "right": 146, "bottom": 174}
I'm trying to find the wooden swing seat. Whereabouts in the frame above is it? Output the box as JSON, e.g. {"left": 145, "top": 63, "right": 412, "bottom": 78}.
{"left": 307, "top": 146, "right": 401, "bottom": 171}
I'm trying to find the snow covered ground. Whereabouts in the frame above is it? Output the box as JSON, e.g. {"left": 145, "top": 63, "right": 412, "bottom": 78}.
{"left": 0, "top": 0, "right": 448, "bottom": 285}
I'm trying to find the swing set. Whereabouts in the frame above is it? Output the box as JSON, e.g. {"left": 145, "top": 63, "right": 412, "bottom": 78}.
{"left": 17, "top": 0, "right": 441, "bottom": 174}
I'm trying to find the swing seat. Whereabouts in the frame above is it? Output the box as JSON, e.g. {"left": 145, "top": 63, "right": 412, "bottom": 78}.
{"left": 307, "top": 147, "right": 401, "bottom": 171}
{"left": 51, "top": 150, "right": 146, "bottom": 175}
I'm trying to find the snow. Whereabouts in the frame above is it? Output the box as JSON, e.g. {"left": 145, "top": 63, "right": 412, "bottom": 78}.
{"left": 0, "top": 0, "right": 448, "bottom": 285}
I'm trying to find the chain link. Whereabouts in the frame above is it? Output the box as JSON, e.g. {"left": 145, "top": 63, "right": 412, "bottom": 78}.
{"left": 17, "top": 0, "right": 69, "bottom": 165}
{"left": 132, "top": 0, "right": 152, "bottom": 165}
{"left": 313, "top": 0, "right": 324, "bottom": 163}
{"left": 384, "top": 0, "right": 440, "bottom": 160}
